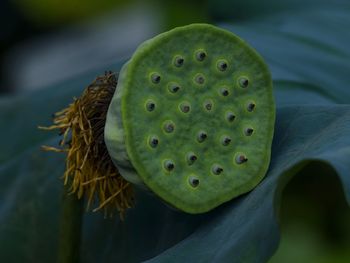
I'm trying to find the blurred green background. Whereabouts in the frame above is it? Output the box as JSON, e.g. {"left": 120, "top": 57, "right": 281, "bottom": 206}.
{"left": 0, "top": 0, "right": 349, "bottom": 262}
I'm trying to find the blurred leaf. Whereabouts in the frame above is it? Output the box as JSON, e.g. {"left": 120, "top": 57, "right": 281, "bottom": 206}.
{"left": 1, "top": 1, "right": 350, "bottom": 262}
{"left": 209, "top": 0, "right": 350, "bottom": 22}
{"left": 219, "top": 8, "right": 350, "bottom": 104}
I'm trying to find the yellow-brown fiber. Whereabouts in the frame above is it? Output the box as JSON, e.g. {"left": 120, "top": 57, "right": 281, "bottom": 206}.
{"left": 40, "top": 71, "right": 134, "bottom": 219}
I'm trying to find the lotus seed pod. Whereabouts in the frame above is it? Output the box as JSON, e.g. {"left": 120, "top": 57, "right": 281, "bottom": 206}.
{"left": 105, "top": 23, "right": 275, "bottom": 213}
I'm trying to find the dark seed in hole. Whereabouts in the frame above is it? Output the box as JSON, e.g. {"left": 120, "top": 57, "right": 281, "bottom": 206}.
{"left": 245, "top": 128, "right": 254, "bottom": 136}
{"left": 222, "top": 136, "right": 231, "bottom": 146}
{"left": 168, "top": 83, "right": 180, "bottom": 93}
{"left": 151, "top": 73, "right": 161, "bottom": 84}
{"left": 149, "top": 137, "right": 159, "bottom": 148}
{"left": 239, "top": 77, "right": 249, "bottom": 88}
{"left": 221, "top": 89, "right": 229, "bottom": 96}
{"left": 174, "top": 56, "right": 184, "bottom": 67}
{"left": 180, "top": 103, "right": 190, "bottom": 113}
{"left": 189, "top": 177, "right": 200, "bottom": 187}
{"left": 205, "top": 103, "right": 212, "bottom": 111}
{"left": 217, "top": 60, "right": 228, "bottom": 71}
{"left": 146, "top": 101, "right": 155, "bottom": 111}
{"left": 236, "top": 154, "right": 248, "bottom": 164}
{"left": 187, "top": 152, "right": 197, "bottom": 165}
{"left": 196, "top": 50, "right": 206, "bottom": 61}
{"left": 247, "top": 103, "right": 255, "bottom": 112}
{"left": 226, "top": 112, "right": 236, "bottom": 122}
{"left": 195, "top": 74, "right": 205, "bottom": 84}
{"left": 183, "top": 106, "right": 190, "bottom": 112}
{"left": 212, "top": 165, "right": 224, "bottom": 175}
{"left": 197, "top": 131, "right": 207, "bottom": 142}
{"left": 164, "top": 122, "right": 175, "bottom": 133}
{"left": 164, "top": 160, "right": 175, "bottom": 171}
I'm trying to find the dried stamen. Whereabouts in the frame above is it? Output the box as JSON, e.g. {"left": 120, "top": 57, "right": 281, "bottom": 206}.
{"left": 40, "top": 71, "right": 134, "bottom": 219}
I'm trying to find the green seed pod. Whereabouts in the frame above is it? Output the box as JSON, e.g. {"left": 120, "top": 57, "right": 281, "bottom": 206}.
{"left": 104, "top": 23, "right": 275, "bottom": 213}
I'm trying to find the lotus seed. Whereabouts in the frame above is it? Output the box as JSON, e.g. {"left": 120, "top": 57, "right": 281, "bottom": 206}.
{"left": 164, "top": 121, "right": 175, "bottom": 133}
{"left": 180, "top": 102, "right": 191, "bottom": 113}
{"left": 149, "top": 136, "right": 159, "bottom": 148}
{"left": 247, "top": 102, "right": 255, "bottom": 112}
{"left": 174, "top": 56, "right": 184, "bottom": 67}
{"left": 221, "top": 88, "right": 229, "bottom": 97}
{"left": 245, "top": 128, "right": 254, "bottom": 136}
{"left": 151, "top": 73, "right": 161, "bottom": 84}
{"left": 187, "top": 152, "right": 197, "bottom": 165}
{"left": 189, "top": 176, "right": 200, "bottom": 187}
{"left": 164, "top": 160, "right": 175, "bottom": 171}
{"left": 204, "top": 100, "right": 213, "bottom": 111}
{"left": 146, "top": 101, "right": 156, "bottom": 112}
{"left": 212, "top": 164, "right": 224, "bottom": 175}
{"left": 221, "top": 135, "right": 231, "bottom": 146}
{"left": 197, "top": 131, "right": 207, "bottom": 142}
{"left": 235, "top": 154, "right": 248, "bottom": 164}
{"left": 195, "top": 50, "right": 206, "bottom": 61}
{"left": 217, "top": 60, "right": 228, "bottom": 71}
{"left": 168, "top": 83, "right": 180, "bottom": 93}
{"left": 226, "top": 112, "right": 236, "bottom": 122}
{"left": 239, "top": 77, "right": 249, "bottom": 88}
{"left": 195, "top": 74, "right": 205, "bottom": 84}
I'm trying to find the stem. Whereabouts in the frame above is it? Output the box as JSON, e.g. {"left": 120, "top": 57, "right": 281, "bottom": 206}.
{"left": 57, "top": 184, "right": 84, "bottom": 263}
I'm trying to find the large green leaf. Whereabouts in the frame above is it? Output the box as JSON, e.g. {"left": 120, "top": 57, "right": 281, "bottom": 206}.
{"left": 1, "top": 1, "right": 350, "bottom": 262}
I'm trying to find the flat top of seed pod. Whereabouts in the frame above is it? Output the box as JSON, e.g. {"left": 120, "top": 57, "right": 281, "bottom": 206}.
{"left": 120, "top": 23, "right": 275, "bottom": 213}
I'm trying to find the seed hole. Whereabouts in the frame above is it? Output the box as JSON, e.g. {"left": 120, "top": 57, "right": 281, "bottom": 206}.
{"left": 164, "top": 160, "right": 175, "bottom": 171}
{"left": 187, "top": 152, "right": 197, "bottom": 165}
{"left": 189, "top": 176, "right": 200, "bottom": 187}
{"left": 179, "top": 102, "right": 191, "bottom": 113}
{"left": 149, "top": 136, "right": 159, "bottom": 148}
{"left": 203, "top": 100, "right": 213, "bottom": 111}
{"left": 174, "top": 56, "right": 184, "bottom": 67}
{"left": 245, "top": 128, "right": 254, "bottom": 136}
{"left": 194, "top": 74, "right": 205, "bottom": 84}
{"left": 197, "top": 131, "right": 207, "bottom": 143}
{"left": 212, "top": 164, "right": 224, "bottom": 175}
{"left": 221, "top": 136, "right": 231, "bottom": 146}
{"left": 164, "top": 121, "right": 175, "bottom": 133}
{"left": 220, "top": 88, "right": 229, "bottom": 97}
{"left": 146, "top": 100, "right": 156, "bottom": 112}
{"left": 151, "top": 73, "right": 161, "bottom": 84}
{"left": 195, "top": 50, "right": 207, "bottom": 61}
{"left": 226, "top": 112, "right": 236, "bottom": 122}
{"left": 239, "top": 77, "right": 249, "bottom": 88}
{"left": 168, "top": 83, "right": 180, "bottom": 93}
{"left": 247, "top": 102, "right": 255, "bottom": 112}
{"left": 217, "top": 60, "right": 228, "bottom": 71}
{"left": 235, "top": 154, "right": 248, "bottom": 164}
